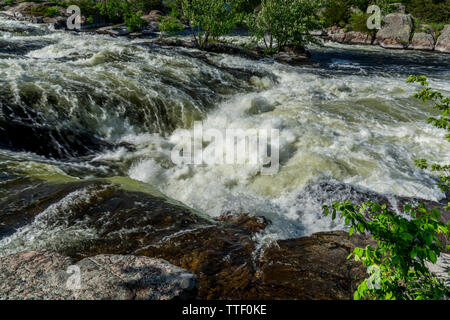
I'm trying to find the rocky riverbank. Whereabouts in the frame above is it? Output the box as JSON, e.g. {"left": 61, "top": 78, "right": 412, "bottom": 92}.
{"left": 0, "top": 251, "right": 198, "bottom": 299}
{"left": 0, "top": 176, "right": 448, "bottom": 299}
{"left": 0, "top": 5, "right": 312, "bottom": 65}
{"left": 320, "top": 13, "right": 450, "bottom": 53}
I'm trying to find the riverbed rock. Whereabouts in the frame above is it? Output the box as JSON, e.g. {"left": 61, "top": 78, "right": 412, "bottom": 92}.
{"left": 96, "top": 25, "right": 131, "bottom": 37}
{"left": 389, "top": 2, "right": 406, "bottom": 14}
{"left": 141, "top": 10, "right": 163, "bottom": 24}
{"left": 376, "top": 13, "right": 413, "bottom": 49}
{"left": 0, "top": 251, "right": 198, "bottom": 300}
{"left": 257, "top": 231, "right": 375, "bottom": 299}
{"left": 435, "top": 24, "right": 450, "bottom": 53}
{"left": 409, "top": 26, "right": 436, "bottom": 51}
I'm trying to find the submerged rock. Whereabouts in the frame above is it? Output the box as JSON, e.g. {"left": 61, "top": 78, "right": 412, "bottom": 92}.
{"left": 435, "top": 25, "right": 450, "bottom": 53}
{"left": 375, "top": 13, "right": 413, "bottom": 49}
{"left": 0, "top": 251, "right": 197, "bottom": 300}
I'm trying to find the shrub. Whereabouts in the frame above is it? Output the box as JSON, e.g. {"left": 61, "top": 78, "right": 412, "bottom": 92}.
{"left": 181, "top": 0, "right": 243, "bottom": 49}
{"left": 248, "top": 0, "right": 323, "bottom": 52}
{"left": 68, "top": 0, "right": 101, "bottom": 18}
{"left": 44, "top": 6, "right": 59, "bottom": 17}
{"left": 159, "top": 16, "right": 185, "bottom": 35}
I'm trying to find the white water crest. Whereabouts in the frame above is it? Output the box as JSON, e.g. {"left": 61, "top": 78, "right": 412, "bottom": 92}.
{"left": 1, "top": 16, "right": 450, "bottom": 247}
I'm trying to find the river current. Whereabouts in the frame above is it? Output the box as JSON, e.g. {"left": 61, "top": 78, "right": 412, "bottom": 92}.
{"left": 1, "top": 16, "right": 449, "bottom": 254}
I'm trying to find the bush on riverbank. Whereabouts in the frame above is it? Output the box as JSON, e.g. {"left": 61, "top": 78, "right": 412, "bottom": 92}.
{"left": 181, "top": 0, "right": 244, "bottom": 49}
{"left": 248, "top": 0, "right": 323, "bottom": 52}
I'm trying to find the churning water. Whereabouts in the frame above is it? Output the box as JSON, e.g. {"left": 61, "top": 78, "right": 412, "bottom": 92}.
{"left": 1, "top": 16, "right": 449, "bottom": 253}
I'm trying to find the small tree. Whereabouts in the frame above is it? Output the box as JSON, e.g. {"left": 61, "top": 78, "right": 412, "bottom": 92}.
{"left": 181, "top": 0, "right": 243, "bottom": 49}
{"left": 248, "top": 0, "right": 323, "bottom": 53}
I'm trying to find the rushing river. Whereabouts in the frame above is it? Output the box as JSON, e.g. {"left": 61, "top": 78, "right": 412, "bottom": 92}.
{"left": 1, "top": 16, "right": 450, "bottom": 254}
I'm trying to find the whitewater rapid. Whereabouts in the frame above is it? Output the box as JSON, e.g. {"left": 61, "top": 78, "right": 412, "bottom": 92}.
{"left": 1, "top": 16, "right": 449, "bottom": 249}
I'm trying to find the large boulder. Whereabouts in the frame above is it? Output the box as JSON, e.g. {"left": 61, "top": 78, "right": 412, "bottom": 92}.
{"left": 435, "top": 24, "right": 450, "bottom": 53}
{"left": 0, "top": 251, "right": 198, "bottom": 300}
{"left": 257, "top": 231, "right": 375, "bottom": 299}
{"left": 408, "top": 26, "right": 436, "bottom": 51}
{"left": 375, "top": 13, "right": 413, "bottom": 49}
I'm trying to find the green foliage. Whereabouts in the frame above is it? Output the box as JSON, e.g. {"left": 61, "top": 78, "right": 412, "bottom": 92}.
{"left": 248, "top": 0, "right": 323, "bottom": 51}
{"left": 5, "top": 0, "right": 14, "bottom": 6}
{"left": 405, "top": 0, "right": 450, "bottom": 24}
{"left": 348, "top": 11, "right": 374, "bottom": 34}
{"left": 44, "top": 6, "right": 59, "bottom": 17}
{"left": 124, "top": 10, "right": 146, "bottom": 31}
{"left": 181, "top": 0, "right": 243, "bottom": 48}
{"left": 323, "top": 201, "right": 449, "bottom": 300}
{"left": 86, "top": 15, "right": 94, "bottom": 24}
{"left": 68, "top": 0, "right": 100, "bottom": 18}
{"left": 407, "top": 75, "right": 450, "bottom": 192}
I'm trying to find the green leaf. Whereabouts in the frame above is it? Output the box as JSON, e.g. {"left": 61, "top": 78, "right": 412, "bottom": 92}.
{"left": 349, "top": 226, "right": 354, "bottom": 237}
{"left": 428, "top": 251, "right": 437, "bottom": 264}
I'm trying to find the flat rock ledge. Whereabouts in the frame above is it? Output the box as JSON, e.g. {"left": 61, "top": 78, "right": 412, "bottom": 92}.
{"left": 0, "top": 251, "right": 198, "bottom": 300}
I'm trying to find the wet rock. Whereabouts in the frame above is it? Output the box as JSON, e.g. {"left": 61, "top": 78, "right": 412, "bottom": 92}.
{"left": 310, "top": 29, "right": 327, "bottom": 37}
{"left": 409, "top": 26, "right": 436, "bottom": 51}
{"left": 435, "top": 25, "right": 450, "bottom": 53}
{"left": 376, "top": 13, "right": 413, "bottom": 49}
{"left": 0, "top": 251, "right": 198, "bottom": 300}
{"left": 257, "top": 231, "right": 374, "bottom": 299}
{"left": 96, "top": 25, "right": 131, "bottom": 37}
